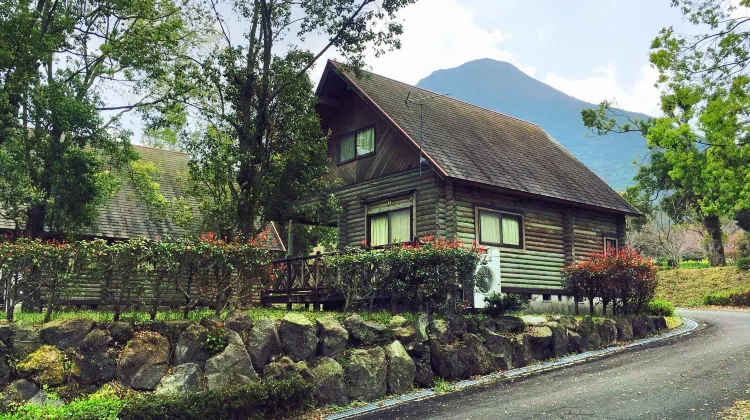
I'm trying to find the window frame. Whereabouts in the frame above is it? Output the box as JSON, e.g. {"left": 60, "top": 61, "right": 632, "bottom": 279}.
{"left": 476, "top": 207, "right": 525, "bottom": 249}
{"left": 336, "top": 125, "right": 376, "bottom": 165}
{"left": 603, "top": 237, "right": 618, "bottom": 254}
{"left": 366, "top": 207, "right": 414, "bottom": 247}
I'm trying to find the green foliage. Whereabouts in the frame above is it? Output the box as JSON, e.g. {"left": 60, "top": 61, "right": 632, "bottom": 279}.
{"left": 118, "top": 378, "right": 315, "bottom": 420}
{"left": 203, "top": 324, "right": 228, "bottom": 355}
{"left": 482, "top": 292, "right": 527, "bottom": 317}
{"left": 702, "top": 290, "right": 734, "bottom": 306}
{"left": 433, "top": 377, "right": 454, "bottom": 394}
{"left": 0, "top": 384, "right": 126, "bottom": 420}
{"left": 737, "top": 257, "right": 750, "bottom": 271}
{"left": 0, "top": 0, "right": 206, "bottom": 238}
{"left": 647, "top": 298, "right": 675, "bottom": 317}
{"left": 324, "top": 236, "right": 484, "bottom": 313}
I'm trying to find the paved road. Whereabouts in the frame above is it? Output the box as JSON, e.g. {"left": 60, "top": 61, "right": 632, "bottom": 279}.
{"left": 354, "top": 310, "right": 750, "bottom": 420}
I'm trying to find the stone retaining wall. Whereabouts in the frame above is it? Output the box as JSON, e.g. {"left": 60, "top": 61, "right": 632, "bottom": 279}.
{"left": 0, "top": 313, "right": 671, "bottom": 408}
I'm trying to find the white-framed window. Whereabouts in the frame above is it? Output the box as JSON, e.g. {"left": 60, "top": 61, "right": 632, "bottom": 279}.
{"left": 477, "top": 209, "right": 523, "bottom": 248}
{"left": 368, "top": 208, "right": 412, "bottom": 246}
{"left": 338, "top": 126, "right": 375, "bottom": 163}
{"left": 604, "top": 237, "right": 618, "bottom": 254}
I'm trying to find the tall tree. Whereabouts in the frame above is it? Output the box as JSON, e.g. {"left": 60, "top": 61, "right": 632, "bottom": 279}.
{"left": 179, "top": 0, "right": 414, "bottom": 239}
{"left": 0, "top": 0, "right": 202, "bottom": 237}
{"left": 582, "top": 0, "right": 750, "bottom": 266}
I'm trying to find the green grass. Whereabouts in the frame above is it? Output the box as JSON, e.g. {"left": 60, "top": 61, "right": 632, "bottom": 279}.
{"left": 656, "top": 266, "right": 750, "bottom": 307}
{"left": 433, "top": 377, "right": 454, "bottom": 394}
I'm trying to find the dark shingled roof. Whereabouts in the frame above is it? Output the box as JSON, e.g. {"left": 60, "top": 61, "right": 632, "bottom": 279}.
{"left": 322, "top": 61, "right": 640, "bottom": 215}
{"left": 0, "top": 144, "right": 286, "bottom": 251}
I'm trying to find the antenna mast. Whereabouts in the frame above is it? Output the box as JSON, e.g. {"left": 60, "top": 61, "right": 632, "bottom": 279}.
{"left": 405, "top": 91, "right": 450, "bottom": 176}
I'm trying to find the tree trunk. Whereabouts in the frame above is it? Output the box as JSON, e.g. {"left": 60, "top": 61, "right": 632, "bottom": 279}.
{"left": 704, "top": 214, "right": 726, "bottom": 266}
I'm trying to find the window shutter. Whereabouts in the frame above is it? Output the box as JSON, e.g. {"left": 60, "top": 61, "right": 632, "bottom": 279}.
{"left": 339, "top": 133, "right": 355, "bottom": 162}
{"left": 370, "top": 214, "right": 389, "bottom": 246}
{"left": 389, "top": 209, "right": 411, "bottom": 243}
{"left": 502, "top": 216, "right": 521, "bottom": 246}
{"left": 356, "top": 127, "right": 375, "bottom": 156}
{"left": 479, "top": 211, "right": 501, "bottom": 244}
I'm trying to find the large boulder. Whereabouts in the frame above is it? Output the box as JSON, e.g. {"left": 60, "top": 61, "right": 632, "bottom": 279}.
{"left": 279, "top": 314, "right": 317, "bottom": 362}
{"left": 630, "top": 316, "right": 649, "bottom": 338}
{"left": 316, "top": 317, "right": 348, "bottom": 359}
{"left": 346, "top": 347, "right": 387, "bottom": 402}
{"left": 427, "top": 319, "right": 452, "bottom": 344}
{"left": 39, "top": 318, "right": 94, "bottom": 350}
{"left": 521, "top": 315, "right": 548, "bottom": 327}
{"left": 117, "top": 332, "right": 170, "bottom": 390}
{"left": 429, "top": 341, "right": 468, "bottom": 380}
{"left": 577, "top": 317, "right": 602, "bottom": 350}
{"left": 385, "top": 340, "right": 415, "bottom": 395}
{"left": 652, "top": 316, "right": 668, "bottom": 331}
{"left": 109, "top": 322, "right": 134, "bottom": 345}
{"left": 0, "top": 324, "right": 12, "bottom": 345}
{"left": 344, "top": 315, "right": 389, "bottom": 347}
{"left": 174, "top": 324, "right": 212, "bottom": 367}
{"left": 17, "top": 345, "right": 65, "bottom": 386}
{"left": 205, "top": 331, "right": 259, "bottom": 391}
{"left": 550, "top": 325, "right": 570, "bottom": 358}
{"left": 310, "top": 357, "right": 348, "bottom": 406}
{"left": 512, "top": 334, "right": 532, "bottom": 368}
{"left": 80, "top": 329, "right": 109, "bottom": 353}
{"left": 526, "top": 327, "right": 553, "bottom": 361}
{"left": 1, "top": 379, "right": 42, "bottom": 408}
{"left": 598, "top": 319, "right": 618, "bottom": 345}
{"left": 388, "top": 316, "right": 409, "bottom": 329}
{"left": 263, "top": 356, "right": 309, "bottom": 381}
{"left": 11, "top": 322, "right": 41, "bottom": 359}
{"left": 412, "top": 351, "right": 435, "bottom": 387}
{"left": 567, "top": 331, "right": 584, "bottom": 353}
{"left": 615, "top": 318, "right": 634, "bottom": 341}
{"left": 559, "top": 316, "right": 579, "bottom": 331}
{"left": 495, "top": 316, "right": 526, "bottom": 334}
{"left": 0, "top": 352, "right": 10, "bottom": 387}
{"left": 70, "top": 350, "right": 116, "bottom": 385}
{"left": 483, "top": 330, "right": 514, "bottom": 370}
{"left": 155, "top": 363, "right": 203, "bottom": 395}
{"left": 461, "top": 333, "right": 495, "bottom": 376}
{"left": 246, "top": 317, "right": 282, "bottom": 371}
{"left": 148, "top": 320, "right": 191, "bottom": 349}
{"left": 225, "top": 311, "right": 254, "bottom": 336}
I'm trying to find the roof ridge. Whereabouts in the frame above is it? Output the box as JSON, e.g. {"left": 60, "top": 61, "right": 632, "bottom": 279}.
{"left": 132, "top": 143, "right": 188, "bottom": 156}
{"left": 331, "top": 60, "right": 541, "bottom": 129}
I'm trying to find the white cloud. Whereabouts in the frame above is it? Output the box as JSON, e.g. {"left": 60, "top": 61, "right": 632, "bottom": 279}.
{"left": 308, "top": 0, "right": 536, "bottom": 86}
{"left": 543, "top": 63, "right": 661, "bottom": 116}
{"left": 536, "top": 27, "right": 545, "bottom": 40}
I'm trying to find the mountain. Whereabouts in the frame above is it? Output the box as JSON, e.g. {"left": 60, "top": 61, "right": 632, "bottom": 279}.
{"left": 416, "top": 59, "right": 649, "bottom": 192}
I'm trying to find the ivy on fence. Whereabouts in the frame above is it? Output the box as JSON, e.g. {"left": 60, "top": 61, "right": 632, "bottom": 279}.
{"left": 0, "top": 234, "right": 273, "bottom": 322}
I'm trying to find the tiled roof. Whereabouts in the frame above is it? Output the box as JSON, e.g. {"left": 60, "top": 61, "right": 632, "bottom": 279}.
{"left": 323, "top": 61, "right": 640, "bottom": 215}
{"left": 0, "top": 145, "right": 286, "bottom": 251}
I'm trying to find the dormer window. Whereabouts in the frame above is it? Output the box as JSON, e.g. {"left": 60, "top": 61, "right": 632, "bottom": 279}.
{"left": 338, "top": 126, "right": 375, "bottom": 163}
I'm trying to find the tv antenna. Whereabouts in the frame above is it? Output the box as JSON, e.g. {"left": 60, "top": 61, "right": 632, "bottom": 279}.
{"left": 405, "top": 91, "right": 450, "bottom": 175}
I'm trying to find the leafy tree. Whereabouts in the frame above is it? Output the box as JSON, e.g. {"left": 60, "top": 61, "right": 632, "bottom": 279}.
{"left": 179, "top": 0, "right": 414, "bottom": 239}
{"left": 581, "top": 0, "right": 750, "bottom": 266}
{"left": 0, "top": 0, "right": 202, "bottom": 238}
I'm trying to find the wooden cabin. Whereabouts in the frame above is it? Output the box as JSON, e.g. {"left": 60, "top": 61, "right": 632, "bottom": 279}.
{"left": 311, "top": 60, "right": 640, "bottom": 304}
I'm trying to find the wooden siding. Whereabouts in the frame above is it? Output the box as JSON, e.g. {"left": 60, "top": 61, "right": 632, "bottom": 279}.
{"left": 571, "top": 209, "right": 619, "bottom": 261}
{"left": 324, "top": 87, "right": 421, "bottom": 185}
{"left": 449, "top": 184, "right": 567, "bottom": 291}
{"left": 329, "top": 169, "right": 443, "bottom": 248}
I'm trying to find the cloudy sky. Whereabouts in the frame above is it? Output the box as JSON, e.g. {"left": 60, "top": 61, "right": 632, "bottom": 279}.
{"left": 306, "top": 0, "right": 690, "bottom": 117}
{"left": 122, "top": 0, "right": 749, "bottom": 140}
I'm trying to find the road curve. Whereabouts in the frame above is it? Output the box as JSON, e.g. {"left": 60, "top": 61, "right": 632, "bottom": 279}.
{"left": 352, "top": 310, "right": 750, "bottom": 420}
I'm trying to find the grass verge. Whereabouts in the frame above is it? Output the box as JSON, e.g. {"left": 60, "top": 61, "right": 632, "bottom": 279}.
{"left": 718, "top": 400, "right": 750, "bottom": 420}
{"left": 656, "top": 267, "right": 750, "bottom": 307}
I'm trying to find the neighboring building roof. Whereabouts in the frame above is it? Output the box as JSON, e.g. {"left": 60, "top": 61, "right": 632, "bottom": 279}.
{"left": 318, "top": 61, "right": 640, "bottom": 216}
{"left": 0, "top": 144, "right": 286, "bottom": 251}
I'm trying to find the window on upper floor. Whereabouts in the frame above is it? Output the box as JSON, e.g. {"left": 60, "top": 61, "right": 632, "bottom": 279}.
{"left": 478, "top": 209, "right": 523, "bottom": 248}
{"left": 338, "top": 126, "right": 375, "bottom": 163}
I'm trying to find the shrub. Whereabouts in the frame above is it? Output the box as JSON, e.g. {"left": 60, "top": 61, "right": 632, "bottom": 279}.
{"left": 702, "top": 290, "right": 734, "bottom": 306}
{"left": 204, "top": 323, "right": 228, "bottom": 354}
{"left": 483, "top": 292, "right": 527, "bottom": 317}
{"left": 119, "top": 378, "right": 315, "bottom": 420}
{"left": 562, "top": 247, "right": 658, "bottom": 315}
{"left": 647, "top": 298, "right": 675, "bottom": 316}
{"left": 737, "top": 257, "right": 750, "bottom": 271}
